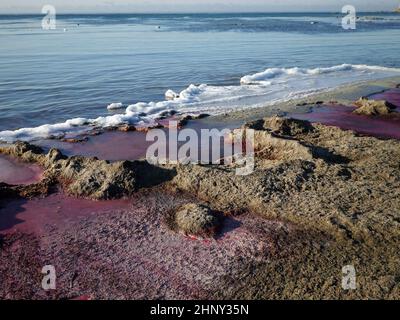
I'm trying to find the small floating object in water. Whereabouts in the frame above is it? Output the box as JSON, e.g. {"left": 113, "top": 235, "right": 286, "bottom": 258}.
{"left": 63, "top": 28, "right": 67, "bottom": 32}
{"left": 310, "top": 21, "right": 318, "bottom": 25}
{"left": 107, "top": 102, "right": 124, "bottom": 110}
{"left": 165, "top": 89, "right": 179, "bottom": 100}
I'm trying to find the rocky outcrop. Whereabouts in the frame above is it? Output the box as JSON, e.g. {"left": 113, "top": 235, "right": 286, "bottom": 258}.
{"left": 167, "top": 203, "right": 222, "bottom": 237}
{"left": 1, "top": 116, "right": 400, "bottom": 245}
{"left": 0, "top": 143, "right": 175, "bottom": 200}
{"left": 0, "top": 176, "right": 56, "bottom": 201}
{"left": 253, "top": 131, "right": 314, "bottom": 165}
{"left": 1, "top": 115, "right": 400, "bottom": 301}
{"left": 171, "top": 160, "right": 315, "bottom": 214}
{"left": 0, "top": 141, "right": 44, "bottom": 163}
{"left": 169, "top": 116, "right": 400, "bottom": 243}
{"left": 244, "top": 116, "right": 314, "bottom": 136}
{"left": 352, "top": 98, "right": 396, "bottom": 116}
{"left": 52, "top": 156, "right": 175, "bottom": 200}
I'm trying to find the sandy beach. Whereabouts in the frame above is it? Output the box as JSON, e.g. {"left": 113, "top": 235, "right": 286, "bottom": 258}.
{"left": 1, "top": 76, "right": 400, "bottom": 299}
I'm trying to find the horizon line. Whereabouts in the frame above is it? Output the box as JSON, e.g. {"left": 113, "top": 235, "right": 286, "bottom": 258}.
{"left": 0, "top": 10, "right": 395, "bottom": 15}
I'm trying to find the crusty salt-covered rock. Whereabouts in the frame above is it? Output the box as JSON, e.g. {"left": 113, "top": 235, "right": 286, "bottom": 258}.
{"left": 170, "top": 203, "right": 221, "bottom": 237}
{"left": 263, "top": 116, "right": 314, "bottom": 136}
{"left": 244, "top": 116, "right": 314, "bottom": 136}
{"left": 0, "top": 142, "right": 175, "bottom": 200}
{"left": 0, "top": 141, "right": 44, "bottom": 163}
{"left": 56, "top": 157, "right": 138, "bottom": 199}
{"left": 353, "top": 98, "right": 396, "bottom": 116}
{"left": 170, "top": 116, "right": 400, "bottom": 244}
{"left": 253, "top": 131, "right": 314, "bottom": 164}
{"left": 45, "top": 156, "right": 174, "bottom": 200}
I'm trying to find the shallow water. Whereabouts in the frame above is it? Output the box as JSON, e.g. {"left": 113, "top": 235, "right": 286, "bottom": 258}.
{"left": 1, "top": 13, "right": 400, "bottom": 141}
{"left": 290, "top": 89, "right": 400, "bottom": 140}
{"left": 0, "top": 192, "right": 132, "bottom": 234}
{"left": 0, "top": 154, "right": 43, "bottom": 185}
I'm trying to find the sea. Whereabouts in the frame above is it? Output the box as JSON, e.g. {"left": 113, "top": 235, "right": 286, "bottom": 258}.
{"left": 1, "top": 12, "right": 400, "bottom": 142}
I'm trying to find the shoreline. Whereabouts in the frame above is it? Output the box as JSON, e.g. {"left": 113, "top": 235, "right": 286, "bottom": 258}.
{"left": 1, "top": 76, "right": 400, "bottom": 299}
{"left": 31, "top": 76, "right": 400, "bottom": 160}
{"left": 210, "top": 75, "right": 400, "bottom": 123}
{"left": 1, "top": 74, "right": 400, "bottom": 148}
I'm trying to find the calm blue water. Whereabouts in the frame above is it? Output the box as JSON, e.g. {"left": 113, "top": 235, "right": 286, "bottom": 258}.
{"left": 0, "top": 13, "right": 400, "bottom": 135}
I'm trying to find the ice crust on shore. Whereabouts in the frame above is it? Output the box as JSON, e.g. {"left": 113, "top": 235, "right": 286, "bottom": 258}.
{"left": 240, "top": 64, "right": 400, "bottom": 85}
{"left": 1, "top": 64, "right": 400, "bottom": 143}
{"left": 107, "top": 102, "right": 124, "bottom": 110}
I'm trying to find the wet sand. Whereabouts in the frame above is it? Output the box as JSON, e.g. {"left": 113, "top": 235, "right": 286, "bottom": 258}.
{"left": 1, "top": 189, "right": 295, "bottom": 299}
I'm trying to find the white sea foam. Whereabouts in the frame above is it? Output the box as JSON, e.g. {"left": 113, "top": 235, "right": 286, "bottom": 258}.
{"left": 240, "top": 64, "right": 400, "bottom": 85}
{"left": 1, "top": 64, "right": 400, "bottom": 143}
{"left": 165, "top": 89, "right": 178, "bottom": 100}
{"left": 107, "top": 102, "right": 124, "bottom": 110}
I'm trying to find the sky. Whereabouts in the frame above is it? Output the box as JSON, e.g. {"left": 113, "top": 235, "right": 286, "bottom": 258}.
{"left": 0, "top": 0, "right": 399, "bottom": 14}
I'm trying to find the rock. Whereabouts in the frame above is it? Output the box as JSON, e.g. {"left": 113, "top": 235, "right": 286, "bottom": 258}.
{"left": 16, "top": 175, "right": 56, "bottom": 199}
{"left": 159, "top": 110, "right": 178, "bottom": 119}
{"left": 171, "top": 203, "right": 221, "bottom": 237}
{"left": 46, "top": 148, "right": 66, "bottom": 163}
{"left": 178, "top": 113, "right": 210, "bottom": 127}
{"left": 296, "top": 101, "right": 324, "bottom": 106}
{"left": 264, "top": 116, "right": 314, "bottom": 136}
{"left": 0, "top": 143, "right": 44, "bottom": 167}
{"left": 243, "top": 118, "right": 266, "bottom": 130}
{"left": 0, "top": 176, "right": 56, "bottom": 200}
{"left": 353, "top": 98, "right": 396, "bottom": 116}
{"left": 0, "top": 141, "right": 43, "bottom": 163}
{"left": 245, "top": 116, "right": 314, "bottom": 136}
{"left": 46, "top": 156, "right": 138, "bottom": 200}
{"left": 48, "top": 152, "right": 175, "bottom": 200}
{"left": 118, "top": 125, "right": 136, "bottom": 132}
{"left": 170, "top": 160, "right": 316, "bottom": 214}
{"left": 195, "top": 113, "right": 210, "bottom": 119}
{"left": 0, "top": 142, "right": 175, "bottom": 200}
{"left": 170, "top": 119, "right": 400, "bottom": 244}
{"left": 12, "top": 141, "right": 43, "bottom": 155}
{"left": 178, "top": 115, "right": 193, "bottom": 127}
{"left": 135, "top": 124, "right": 163, "bottom": 133}
{"left": 253, "top": 131, "right": 314, "bottom": 164}
{"left": 61, "top": 137, "right": 89, "bottom": 143}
